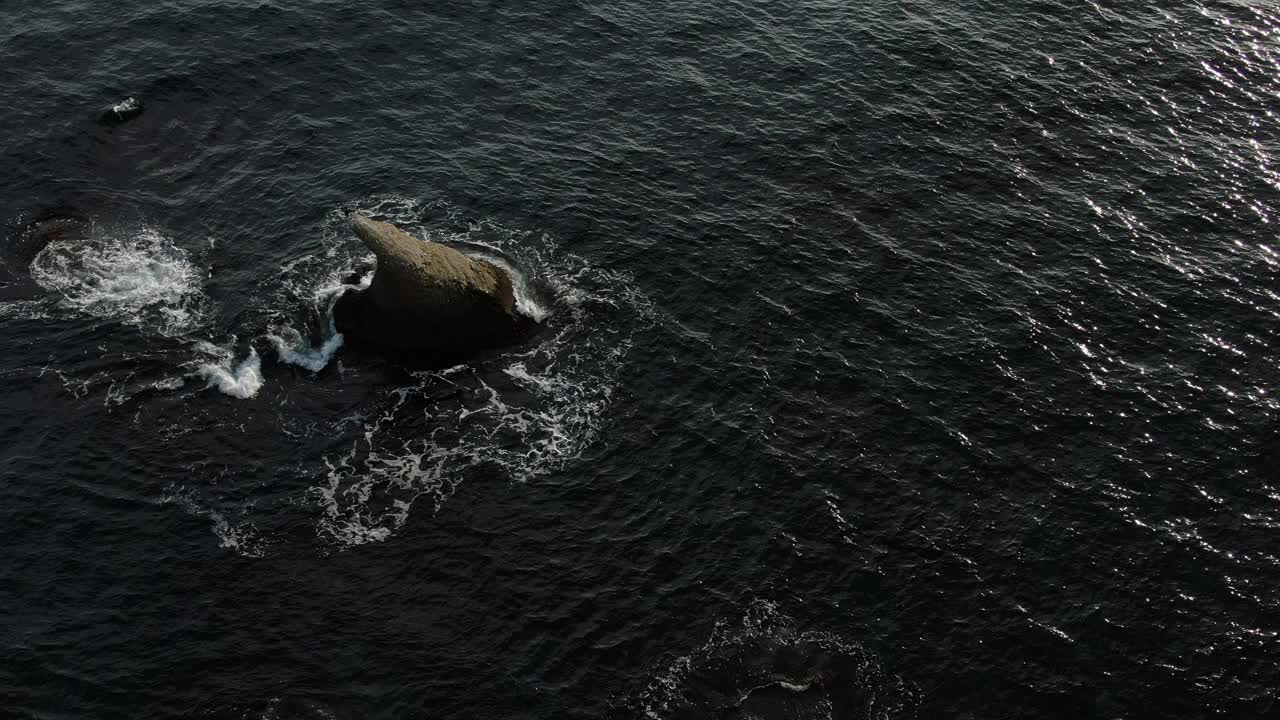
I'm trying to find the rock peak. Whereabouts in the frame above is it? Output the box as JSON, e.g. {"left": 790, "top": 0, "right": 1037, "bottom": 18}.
{"left": 335, "top": 213, "right": 524, "bottom": 361}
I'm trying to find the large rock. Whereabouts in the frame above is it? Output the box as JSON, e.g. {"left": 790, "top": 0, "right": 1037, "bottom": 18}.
{"left": 334, "top": 213, "right": 524, "bottom": 358}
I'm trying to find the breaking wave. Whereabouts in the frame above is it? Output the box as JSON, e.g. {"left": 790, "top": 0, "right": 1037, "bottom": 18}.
{"left": 452, "top": 242, "right": 556, "bottom": 322}
{"left": 265, "top": 265, "right": 367, "bottom": 373}
{"left": 193, "top": 341, "right": 264, "bottom": 399}
{"left": 269, "top": 330, "right": 345, "bottom": 373}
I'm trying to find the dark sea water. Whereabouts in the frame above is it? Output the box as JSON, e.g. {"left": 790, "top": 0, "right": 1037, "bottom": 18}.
{"left": 2, "top": 1, "right": 1278, "bottom": 718}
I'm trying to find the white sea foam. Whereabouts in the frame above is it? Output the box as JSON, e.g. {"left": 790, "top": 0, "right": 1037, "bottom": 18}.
{"left": 136, "top": 197, "right": 654, "bottom": 553}
{"left": 477, "top": 252, "right": 554, "bottom": 322}
{"left": 152, "top": 376, "right": 186, "bottom": 391}
{"left": 29, "top": 225, "right": 205, "bottom": 336}
{"left": 267, "top": 269, "right": 368, "bottom": 368}
{"left": 160, "top": 485, "right": 265, "bottom": 558}
{"left": 268, "top": 329, "right": 345, "bottom": 372}
{"left": 305, "top": 197, "right": 657, "bottom": 549}
{"left": 111, "top": 96, "right": 141, "bottom": 115}
{"left": 0, "top": 298, "right": 53, "bottom": 322}
{"left": 194, "top": 342, "right": 264, "bottom": 399}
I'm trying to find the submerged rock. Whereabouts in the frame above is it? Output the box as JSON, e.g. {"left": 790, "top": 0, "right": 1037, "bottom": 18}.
{"left": 263, "top": 697, "right": 348, "bottom": 720}
{"left": 13, "top": 216, "right": 88, "bottom": 263}
{"left": 99, "top": 96, "right": 143, "bottom": 125}
{"left": 334, "top": 213, "right": 528, "bottom": 359}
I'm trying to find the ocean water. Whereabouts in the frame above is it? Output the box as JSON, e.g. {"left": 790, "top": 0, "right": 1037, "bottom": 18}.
{"left": 1, "top": 1, "right": 1277, "bottom": 718}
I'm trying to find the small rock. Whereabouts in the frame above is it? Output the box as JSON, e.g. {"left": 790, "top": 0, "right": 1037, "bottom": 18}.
{"left": 99, "top": 96, "right": 144, "bottom": 125}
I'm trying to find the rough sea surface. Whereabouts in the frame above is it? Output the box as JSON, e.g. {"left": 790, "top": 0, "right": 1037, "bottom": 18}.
{"left": 1, "top": 1, "right": 1277, "bottom": 718}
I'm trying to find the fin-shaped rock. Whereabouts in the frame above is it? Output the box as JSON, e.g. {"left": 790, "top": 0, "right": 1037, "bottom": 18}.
{"left": 334, "top": 213, "right": 523, "bottom": 358}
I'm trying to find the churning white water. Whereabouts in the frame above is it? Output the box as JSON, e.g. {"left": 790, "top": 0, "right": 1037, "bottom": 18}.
{"left": 193, "top": 342, "right": 264, "bottom": 399}
{"left": 305, "top": 197, "right": 657, "bottom": 549}
{"left": 265, "top": 269, "right": 367, "bottom": 373}
{"left": 29, "top": 225, "right": 205, "bottom": 336}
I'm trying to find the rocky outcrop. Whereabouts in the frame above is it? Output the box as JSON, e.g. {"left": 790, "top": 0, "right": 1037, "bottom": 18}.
{"left": 99, "top": 96, "right": 144, "bottom": 126}
{"left": 334, "top": 213, "right": 525, "bottom": 358}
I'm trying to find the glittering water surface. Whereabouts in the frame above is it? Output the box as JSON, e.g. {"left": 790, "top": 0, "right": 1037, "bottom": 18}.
{"left": 1, "top": 1, "right": 1277, "bottom": 718}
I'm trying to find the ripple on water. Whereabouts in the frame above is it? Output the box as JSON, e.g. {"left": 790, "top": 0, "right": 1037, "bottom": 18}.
{"left": 625, "top": 600, "right": 918, "bottom": 720}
